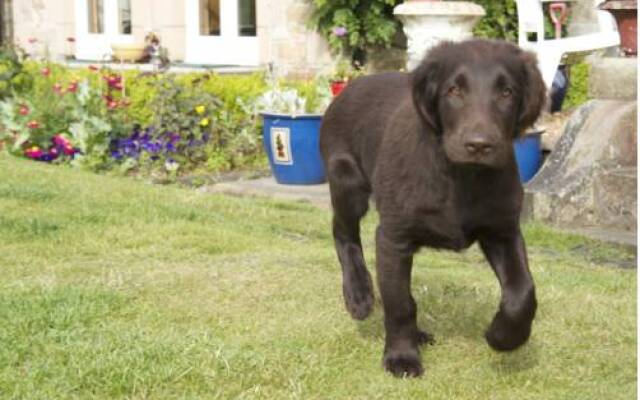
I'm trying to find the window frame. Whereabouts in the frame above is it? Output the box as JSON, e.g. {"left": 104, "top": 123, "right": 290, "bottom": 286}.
{"left": 185, "top": 0, "right": 259, "bottom": 66}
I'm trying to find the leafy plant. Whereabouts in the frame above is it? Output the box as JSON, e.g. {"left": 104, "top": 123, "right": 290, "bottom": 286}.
{"left": 0, "top": 45, "right": 33, "bottom": 99}
{"left": 0, "top": 65, "right": 134, "bottom": 168}
{"left": 471, "top": 0, "right": 519, "bottom": 42}
{"left": 563, "top": 62, "right": 590, "bottom": 109}
{"left": 307, "top": 0, "right": 403, "bottom": 65}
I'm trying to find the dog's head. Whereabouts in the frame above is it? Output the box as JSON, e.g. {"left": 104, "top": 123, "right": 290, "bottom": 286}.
{"left": 411, "top": 40, "right": 546, "bottom": 168}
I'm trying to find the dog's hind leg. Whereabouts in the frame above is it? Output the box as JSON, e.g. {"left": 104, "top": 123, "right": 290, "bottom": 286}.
{"left": 327, "top": 153, "right": 374, "bottom": 320}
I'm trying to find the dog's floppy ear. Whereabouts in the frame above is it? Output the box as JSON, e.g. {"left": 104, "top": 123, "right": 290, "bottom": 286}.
{"left": 411, "top": 45, "right": 448, "bottom": 133}
{"left": 517, "top": 51, "right": 547, "bottom": 135}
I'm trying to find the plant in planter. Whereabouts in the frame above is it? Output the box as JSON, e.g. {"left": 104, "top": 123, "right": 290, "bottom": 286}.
{"left": 329, "top": 58, "right": 364, "bottom": 96}
{"left": 254, "top": 79, "right": 331, "bottom": 185}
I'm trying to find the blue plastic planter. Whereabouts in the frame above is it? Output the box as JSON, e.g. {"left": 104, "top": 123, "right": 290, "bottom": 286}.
{"left": 261, "top": 113, "right": 326, "bottom": 185}
{"left": 514, "top": 133, "right": 542, "bottom": 183}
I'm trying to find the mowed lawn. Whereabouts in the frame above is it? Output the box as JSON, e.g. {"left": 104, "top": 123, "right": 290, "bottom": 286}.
{"left": 0, "top": 155, "right": 636, "bottom": 399}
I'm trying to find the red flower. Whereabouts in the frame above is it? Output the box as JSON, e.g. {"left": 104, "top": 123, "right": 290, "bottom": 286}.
{"left": 107, "top": 100, "right": 119, "bottom": 110}
{"left": 67, "top": 82, "right": 78, "bottom": 93}
{"left": 104, "top": 74, "right": 122, "bottom": 89}
{"left": 18, "top": 105, "right": 30, "bottom": 116}
{"left": 88, "top": 65, "right": 99, "bottom": 72}
{"left": 63, "top": 145, "right": 75, "bottom": 155}
{"left": 41, "top": 67, "right": 51, "bottom": 77}
{"left": 27, "top": 120, "right": 40, "bottom": 129}
{"left": 53, "top": 83, "right": 63, "bottom": 93}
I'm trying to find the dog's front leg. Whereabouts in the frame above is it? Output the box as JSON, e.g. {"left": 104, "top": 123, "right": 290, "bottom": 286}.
{"left": 376, "top": 226, "right": 425, "bottom": 377}
{"left": 480, "top": 228, "right": 537, "bottom": 351}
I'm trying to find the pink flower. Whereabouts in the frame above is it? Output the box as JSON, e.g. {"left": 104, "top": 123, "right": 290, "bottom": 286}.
{"left": 333, "top": 26, "right": 348, "bottom": 37}
{"left": 52, "top": 134, "right": 70, "bottom": 147}
{"left": 27, "top": 120, "right": 40, "bottom": 129}
{"left": 67, "top": 81, "right": 78, "bottom": 93}
{"left": 41, "top": 67, "right": 51, "bottom": 77}
{"left": 28, "top": 37, "right": 38, "bottom": 44}
{"left": 49, "top": 147, "right": 59, "bottom": 157}
{"left": 113, "top": 82, "right": 123, "bottom": 91}
{"left": 25, "top": 146, "right": 42, "bottom": 159}
{"left": 19, "top": 105, "right": 30, "bottom": 116}
{"left": 107, "top": 100, "right": 119, "bottom": 110}
{"left": 53, "top": 83, "right": 63, "bottom": 93}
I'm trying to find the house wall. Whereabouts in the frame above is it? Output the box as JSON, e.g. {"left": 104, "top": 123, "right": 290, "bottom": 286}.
{"left": 11, "top": 0, "right": 333, "bottom": 75}
{"left": 12, "top": 0, "right": 75, "bottom": 59}
{"left": 129, "top": 0, "right": 187, "bottom": 61}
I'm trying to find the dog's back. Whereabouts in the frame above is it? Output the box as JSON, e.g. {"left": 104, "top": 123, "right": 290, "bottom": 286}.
{"left": 319, "top": 72, "right": 413, "bottom": 181}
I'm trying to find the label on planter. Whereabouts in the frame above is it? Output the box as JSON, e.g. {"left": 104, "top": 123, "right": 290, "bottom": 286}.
{"left": 270, "top": 127, "right": 293, "bottom": 165}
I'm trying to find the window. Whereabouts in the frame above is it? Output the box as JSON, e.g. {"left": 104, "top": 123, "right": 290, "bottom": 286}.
{"left": 118, "top": 0, "right": 131, "bottom": 34}
{"left": 186, "top": 0, "right": 259, "bottom": 65}
{"left": 200, "top": 0, "right": 221, "bottom": 36}
{"left": 75, "top": 0, "right": 135, "bottom": 60}
{"left": 88, "top": 0, "right": 104, "bottom": 34}
{"left": 238, "top": 0, "right": 256, "bottom": 37}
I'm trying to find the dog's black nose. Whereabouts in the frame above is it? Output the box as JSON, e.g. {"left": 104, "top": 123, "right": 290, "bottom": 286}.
{"left": 464, "top": 136, "right": 493, "bottom": 155}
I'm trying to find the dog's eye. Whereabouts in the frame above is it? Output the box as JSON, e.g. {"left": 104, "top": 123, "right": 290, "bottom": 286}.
{"left": 447, "top": 86, "right": 461, "bottom": 97}
{"left": 501, "top": 87, "right": 513, "bottom": 98}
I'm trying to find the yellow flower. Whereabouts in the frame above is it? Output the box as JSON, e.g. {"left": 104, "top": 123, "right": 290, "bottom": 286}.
{"left": 195, "top": 105, "right": 206, "bottom": 114}
{"left": 199, "top": 118, "right": 210, "bottom": 127}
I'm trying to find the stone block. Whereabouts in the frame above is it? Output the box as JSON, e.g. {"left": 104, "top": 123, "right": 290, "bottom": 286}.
{"left": 589, "top": 56, "right": 638, "bottom": 100}
{"left": 525, "top": 100, "right": 637, "bottom": 232}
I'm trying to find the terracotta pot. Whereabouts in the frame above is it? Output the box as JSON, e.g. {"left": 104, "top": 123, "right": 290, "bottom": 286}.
{"left": 330, "top": 80, "right": 347, "bottom": 96}
{"left": 599, "top": 0, "right": 637, "bottom": 56}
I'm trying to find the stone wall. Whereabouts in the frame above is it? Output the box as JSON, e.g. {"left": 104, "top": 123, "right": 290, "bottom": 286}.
{"left": 257, "top": 0, "right": 333, "bottom": 77}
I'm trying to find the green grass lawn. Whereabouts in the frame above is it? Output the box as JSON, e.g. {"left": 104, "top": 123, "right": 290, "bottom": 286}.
{"left": 0, "top": 155, "right": 636, "bottom": 399}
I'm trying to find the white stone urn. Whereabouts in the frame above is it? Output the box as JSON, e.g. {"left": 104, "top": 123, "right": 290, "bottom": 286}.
{"left": 394, "top": 0, "right": 485, "bottom": 70}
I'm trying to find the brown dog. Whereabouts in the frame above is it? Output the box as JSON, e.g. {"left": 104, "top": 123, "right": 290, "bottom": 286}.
{"left": 319, "top": 39, "right": 546, "bottom": 377}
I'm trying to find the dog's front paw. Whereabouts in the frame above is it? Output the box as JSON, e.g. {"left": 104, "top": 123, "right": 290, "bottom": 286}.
{"left": 383, "top": 348, "right": 424, "bottom": 378}
{"left": 485, "top": 311, "right": 532, "bottom": 351}
{"left": 343, "top": 276, "right": 374, "bottom": 320}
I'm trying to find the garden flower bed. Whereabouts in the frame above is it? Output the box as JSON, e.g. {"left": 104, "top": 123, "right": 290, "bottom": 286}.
{"left": 0, "top": 47, "right": 327, "bottom": 183}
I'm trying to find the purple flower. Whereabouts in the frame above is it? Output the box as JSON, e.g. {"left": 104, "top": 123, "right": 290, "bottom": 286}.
{"left": 333, "top": 26, "right": 347, "bottom": 37}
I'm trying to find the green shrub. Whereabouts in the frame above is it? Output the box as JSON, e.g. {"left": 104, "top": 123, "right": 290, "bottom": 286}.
{"left": 472, "top": 0, "right": 519, "bottom": 42}
{"left": 0, "top": 46, "right": 33, "bottom": 99}
{"left": 563, "top": 62, "right": 590, "bottom": 109}
{"left": 307, "top": 0, "right": 403, "bottom": 64}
